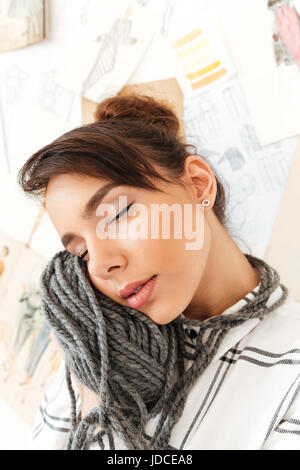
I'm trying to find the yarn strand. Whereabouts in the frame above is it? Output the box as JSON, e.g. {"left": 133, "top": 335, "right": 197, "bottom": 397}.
{"left": 39, "top": 250, "right": 289, "bottom": 450}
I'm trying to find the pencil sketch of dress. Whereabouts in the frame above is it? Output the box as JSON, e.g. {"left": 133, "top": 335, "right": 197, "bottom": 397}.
{"left": 12, "top": 284, "right": 42, "bottom": 357}
{"left": 81, "top": 10, "right": 138, "bottom": 95}
{"left": 268, "top": 0, "right": 300, "bottom": 67}
{"left": 7, "top": 0, "right": 44, "bottom": 36}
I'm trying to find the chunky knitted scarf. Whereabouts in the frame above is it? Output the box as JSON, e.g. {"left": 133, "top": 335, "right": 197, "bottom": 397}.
{"left": 39, "top": 250, "right": 288, "bottom": 450}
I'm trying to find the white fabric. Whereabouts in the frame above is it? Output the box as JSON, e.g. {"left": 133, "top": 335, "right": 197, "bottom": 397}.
{"left": 29, "top": 283, "right": 300, "bottom": 450}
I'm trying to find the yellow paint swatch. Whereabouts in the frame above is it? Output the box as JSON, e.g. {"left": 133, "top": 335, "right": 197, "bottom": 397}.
{"left": 171, "top": 28, "right": 202, "bottom": 49}
{"left": 187, "top": 61, "right": 221, "bottom": 80}
{"left": 177, "top": 37, "right": 210, "bottom": 59}
{"left": 183, "top": 50, "right": 214, "bottom": 71}
{"left": 191, "top": 68, "right": 226, "bottom": 89}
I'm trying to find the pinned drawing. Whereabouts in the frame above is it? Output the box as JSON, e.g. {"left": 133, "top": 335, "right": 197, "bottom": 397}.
{"left": 81, "top": 8, "right": 138, "bottom": 97}
{"left": 4, "top": 282, "right": 43, "bottom": 382}
{"left": 55, "top": 3, "right": 155, "bottom": 103}
{"left": 0, "top": 232, "right": 62, "bottom": 426}
{"left": 7, "top": 0, "right": 43, "bottom": 36}
{"left": 0, "top": 0, "right": 47, "bottom": 53}
{"left": 268, "top": 0, "right": 300, "bottom": 68}
{"left": 183, "top": 75, "right": 297, "bottom": 256}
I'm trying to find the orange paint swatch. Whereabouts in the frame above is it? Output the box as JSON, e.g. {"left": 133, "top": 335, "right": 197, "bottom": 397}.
{"left": 191, "top": 68, "right": 226, "bottom": 89}
{"left": 187, "top": 60, "right": 221, "bottom": 80}
{"left": 171, "top": 28, "right": 202, "bottom": 49}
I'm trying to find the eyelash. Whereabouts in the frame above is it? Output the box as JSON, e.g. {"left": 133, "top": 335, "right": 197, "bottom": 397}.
{"left": 110, "top": 201, "right": 135, "bottom": 224}
{"left": 78, "top": 202, "right": 135, "bottom": 261}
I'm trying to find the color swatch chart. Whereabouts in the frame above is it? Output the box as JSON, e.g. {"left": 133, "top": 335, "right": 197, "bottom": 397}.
{"left": 170, "top": 25, "right": 236, "bottom": 96}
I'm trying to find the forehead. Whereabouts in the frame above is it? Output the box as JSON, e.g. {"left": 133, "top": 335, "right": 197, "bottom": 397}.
{"left": 45, "top": 173, "right": 107, "bottom": 200}
{"left": 45, "top": 174, "right": 109, "bottom": 231}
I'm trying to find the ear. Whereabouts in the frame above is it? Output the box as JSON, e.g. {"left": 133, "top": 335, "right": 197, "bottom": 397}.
{"left": 181, "top": 156, "right": 217, "bottom": 205}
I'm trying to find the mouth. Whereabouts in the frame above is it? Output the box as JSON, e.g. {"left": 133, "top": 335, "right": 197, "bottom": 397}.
{"left": 125, "top": 274, "right": 157, "bottom": 309}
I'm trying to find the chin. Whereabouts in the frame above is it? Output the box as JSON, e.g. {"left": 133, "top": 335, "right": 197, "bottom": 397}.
{"left": 146, "top": 311, "right": 177, "bottom": 326}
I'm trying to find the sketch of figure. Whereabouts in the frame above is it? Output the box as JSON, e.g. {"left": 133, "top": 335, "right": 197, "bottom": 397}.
{"left": 81, "top": 8, "right": 138, "bottom": 95}
{"left": 200, "top": 100, "right": 222, "bottom": 140}
{"left": 268, "top": 0, "right": 300, "bottom": 67}
{"left": 7, "top": 0, "right": 44, "bottom": 37}
{"left": 0, "top": 246, "right": 9, "bottom": 280}
{"left": 223, "top": 85, "right": 248, "bottom": 120}
{"left": 3, "top": 283, "right": 43, "bottom": 380}
{"left": 240, "top": 124, "right": 263, "bottom": 154}
{"left": 19, "top": 320, "right": 51, "bottom": 387}
{"left": 218, "top": 147, "right": 245, "bottom": 171}
{"left": 12, "top": 283, "right": 43, "bottom": 355}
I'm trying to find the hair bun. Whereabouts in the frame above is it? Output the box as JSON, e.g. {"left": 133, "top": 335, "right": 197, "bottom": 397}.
{"left": 94, "top": 93, "right": 180, "bottom": 136}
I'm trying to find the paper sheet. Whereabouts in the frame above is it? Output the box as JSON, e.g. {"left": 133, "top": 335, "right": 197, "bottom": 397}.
{"left": 54, "top": 1, "right": 157, "bottom": 102}
{"left": 167, "top": 23, "right": 236, "bottom": 97}
{"left": 0, "top": 0, "right": 48, "bottom": 53}
{"left": 216, "top": 0, "right": 300, "bottom": 145}
{"left": 184, "top": 75, "right": 298, "bottom": 258}
{"left": 0, "top": 232, "right": 62, "bottom": 427}
{"left": 0, "top": 40, "right": 83, "bottom": 178}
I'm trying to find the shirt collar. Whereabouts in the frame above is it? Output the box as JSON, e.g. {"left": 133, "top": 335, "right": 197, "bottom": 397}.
{"left": 180, "top": 282, "right": 287, "bottom": 362}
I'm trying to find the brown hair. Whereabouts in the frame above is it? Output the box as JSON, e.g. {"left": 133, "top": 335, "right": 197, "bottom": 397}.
{"left": 18, "top": 94, "right": 228, "bottom": 226}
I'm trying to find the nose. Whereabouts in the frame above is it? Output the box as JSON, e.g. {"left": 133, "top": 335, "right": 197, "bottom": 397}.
{"left": 86, "top": 236, "right": 126, "bottom": 279}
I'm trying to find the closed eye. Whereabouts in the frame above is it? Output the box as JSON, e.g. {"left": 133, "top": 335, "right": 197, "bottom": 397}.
{"left": 109, "top": 201, "right": 135, "bottom": 224}
{"left": 78, "top": 201, "right": 135, "bottom": 262}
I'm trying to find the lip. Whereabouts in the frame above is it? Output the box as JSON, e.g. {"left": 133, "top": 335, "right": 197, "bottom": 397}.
{"left": 125, "top": 275, "right": 157, "bottom": 309}
{"left": 119, "top": 275, "right": 156, "bottom": 299}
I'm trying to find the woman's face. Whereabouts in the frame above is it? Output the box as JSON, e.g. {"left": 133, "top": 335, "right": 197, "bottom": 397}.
{"left": 45, "top": 157, "right": 216, "bottom": 325}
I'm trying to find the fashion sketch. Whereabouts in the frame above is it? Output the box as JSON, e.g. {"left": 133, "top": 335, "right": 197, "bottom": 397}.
{"left": 268, "top": 0, "right": 300, "bottom": 68}
{"left": 3, "top": 282, "right": 43, "bottom": 380}
{"left": 81, "top": 8, "right": 138, "bottom": 95}
{"left": 7, "top": 0, "right": 44, "bottom": 37}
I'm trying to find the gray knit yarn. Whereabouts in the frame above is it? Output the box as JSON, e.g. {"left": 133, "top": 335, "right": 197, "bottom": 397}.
{"left": 39, "top": 250, "right": 288, "bottom": 450}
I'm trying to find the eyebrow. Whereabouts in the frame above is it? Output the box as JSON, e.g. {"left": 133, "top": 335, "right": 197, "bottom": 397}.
{"left": 61, "top": 182, "right": 121, "bottom": 249}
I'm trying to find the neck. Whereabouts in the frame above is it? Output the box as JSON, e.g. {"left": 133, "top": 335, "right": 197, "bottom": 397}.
{"left": 183, "top": 213, "right": 261, "bottom": 321}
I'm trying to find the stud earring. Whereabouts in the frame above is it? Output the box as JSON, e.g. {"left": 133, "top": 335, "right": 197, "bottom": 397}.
{"left": 201, "top": 199, "right": 210, "bottom": 207}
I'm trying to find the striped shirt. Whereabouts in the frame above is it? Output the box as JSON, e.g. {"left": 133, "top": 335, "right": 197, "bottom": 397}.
{"left": 30, "top": 283, "right": 300, "bottom": 450}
